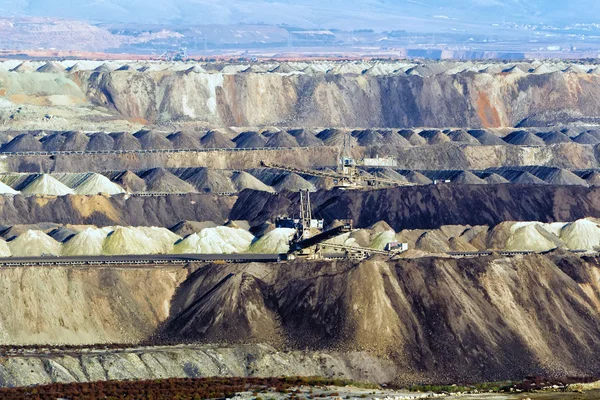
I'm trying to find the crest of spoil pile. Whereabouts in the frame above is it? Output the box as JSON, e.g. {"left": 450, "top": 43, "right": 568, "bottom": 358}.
{"left": 560, "top": 219, "right": 600, "bottom": 250}
{"left": 248, "top": 227, "right": 296, "bottom": 253}
{"left": 62, "top": 227, "right": 110, "bottom": 256}
{"left": 102, "top": 226, "right": 157, "bottom": 255}
{"left": 74, "top": 173, "right": 126, "bottom": 195}
{"left": 136, "top": 227, "right": 181, "bottom": 254}
{"left": 173, "top": 227, "right": 254, "bottom": 254}
{"left": 505, "top": 224, "right": 562, "bottom": 252}
{"left": 0, "top": 181, "right": 19, "bottom": 195}
{"left": 8, "top": 230, "right": 61, "bottom": 257}
{"left": 21, "top": 174, "right": 74, "bottom": 196}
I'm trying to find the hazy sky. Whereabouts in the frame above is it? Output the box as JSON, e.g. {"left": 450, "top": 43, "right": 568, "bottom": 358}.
{"left": 0, "top": 0, "right": 596, "bottom": 30}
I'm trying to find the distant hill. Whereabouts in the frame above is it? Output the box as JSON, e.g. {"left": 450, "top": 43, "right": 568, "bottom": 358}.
{"left": 1, "top": 0, "right": 597, "bottom": 31}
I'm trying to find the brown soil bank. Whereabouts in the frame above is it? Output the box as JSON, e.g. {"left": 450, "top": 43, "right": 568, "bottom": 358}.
{"left": 158, "top": 253, "right": 600, "bottom": 382}
{"left": 79, "top": 70, "right": 600, "bottom": 128}
{"left": 1, "top": 254, "right": 600, "bottom": 384}
{"left": 232, "top": 185, "right": 600, "bottom": 230}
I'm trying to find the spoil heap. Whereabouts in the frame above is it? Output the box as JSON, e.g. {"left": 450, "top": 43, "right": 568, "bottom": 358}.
{"left": 62, "top": 227, "right": 110, "bottom": 256}
{"left": 8, "top": 230, "right": 61, "bottom": 256}
{"left": 200, "top": 130, "right": 235, "bottom": 149}
{"left": 0, "top": 182, "right": 19, "bottom": 195}
{"left": 544, "top": 169, "right": 588, "bottom": 186}
{"left": 21, "top": 175, "right": 74, "bottom": 196}
{"left": 234, "top": 131, "right": 267, "bottom": 148}
{"left": 447, "top": 130, "right": 480, "bottom": 144}
{"left": 560, "top": 219, "right": 600, "bottom": 250}
{"left": 136, "top": 227, "right": 181, "bottom": 254}
{"left": 573, "top": 132, "right": 600, "bottom": 144}
{"left": 173, "top": 227, "right": 254, "bottom": 254}
{"left": 536, "top": 131, "right": 572, "bottom": 144}
{"left": 400, "top": 130, "right": 427, "bottom": 146}
{"left": 102, "top": 227, "right": 157, "bottom": 255}
{"left": 1, "top": 134, "right": 43, "bottom": 152}
{"left": 274, "top": 173, "right": 316, "bottom": 192}
{"left": 134, "top": 130, "right": 173, "bottom": 150}
{"left": 140, "top": 168, "right": 196, "bottom": 193}
{"left": 265, "top": 131, "right": 299, "bottom": 148}
{"left": 183, "top": 169, "right": 236, "bottom": 193}
{"left": 468, "top": 130, "right": 507, "bottom": 145}
{"left": 109, "top": 132, "right": 142, "bottom": 151}
{"left": 231, "top": 171, "right": 275, "bottom": 193}
{"left": 453, "top": 171, "right": 486, "bottom": 184}
{"left": 167, "top": 131, "right": 201, "bottom": 149}
{"left": 292, "top": 130, "right": 323, "bottom": 147}
{"left": 86, "top": 133, "right": 115, "bottom": 151}
{"left": 113, "top": 171, "right": 146, "bottom": 192}
{"left": 505, "top": 224, "right": 561, "bottom": 252}
{"left": 503, "top": 131, "right": 545, "bottom": 146}
{"left": 248, "top": 228, "right": 296, "bottom": 253}
{"left": 485, "top": 173, "right": 510, "bottom": 184}
{"left": 512, "top": 172, "right": 547, "bottom": 184}
{"left": 74, "top": 173, "right": 126, "bottom": 195}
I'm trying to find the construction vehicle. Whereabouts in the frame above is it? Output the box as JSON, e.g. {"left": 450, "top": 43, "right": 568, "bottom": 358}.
{"left": 283, "top": 190, "right": 408, "bottom": 260}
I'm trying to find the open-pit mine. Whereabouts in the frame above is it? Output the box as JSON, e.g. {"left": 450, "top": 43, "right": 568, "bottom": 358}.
{"left": 2, "top": 59, "right": 600, "bottom": 398}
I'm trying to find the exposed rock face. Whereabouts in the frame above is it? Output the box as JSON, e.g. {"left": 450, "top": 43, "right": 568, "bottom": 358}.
{"left": 4, "top": 68, "right": 600, "bottom": 129}
{"left": 0, "top": 344, "right": 396, "bottom": 387}
{"left": 78, "top": 70, "right": 600, "bottom": 128}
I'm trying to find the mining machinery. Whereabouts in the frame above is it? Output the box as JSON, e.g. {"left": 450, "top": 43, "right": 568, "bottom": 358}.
{"left": 260, "top": 160, "right": 411, "bottom": 188}
{"left": 281, "top": 190, "right": 408, "bottom": 259}
{"left": 262, "top": 132, "right": 411, "bottom": 188}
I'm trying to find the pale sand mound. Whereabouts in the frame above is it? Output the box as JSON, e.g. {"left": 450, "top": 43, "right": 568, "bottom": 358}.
{"left": 136, "top": 227, "right": 181, "bottom": 254}
{"left": 103, "top": 226, "right": 157, "bottom": 255}
{"left": 0, "top": 181, "right": 19, "bottom": 194}
{"left": 62, "top": 227, "right": 109, "bottom": 256}
{"left": 560, "top": 219, "right": 600, "bottom": 251}
{"left": 506, "top": 224, "right": 560, "bottom": 252}
{"left": 21, "top": 174, "right": 74, "bottom": 196}
{"left": 0, "top": 239, "right": 11, "bottom": 257}
{"left": 173, "top": 227, "right": 255, "bottom": 254}
{"left": 8, "top": 230, "right": 62, "bottom": 257}
{"left": 74, "top": 173, "right": 126, "bottom": 195}
{"left": 248, "top": 228, "right": 296, "bottom": 253}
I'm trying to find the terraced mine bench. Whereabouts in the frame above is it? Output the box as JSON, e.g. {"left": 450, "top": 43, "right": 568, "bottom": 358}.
{"left": 0, "top": 147, "right": 312, "bottom": 157}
